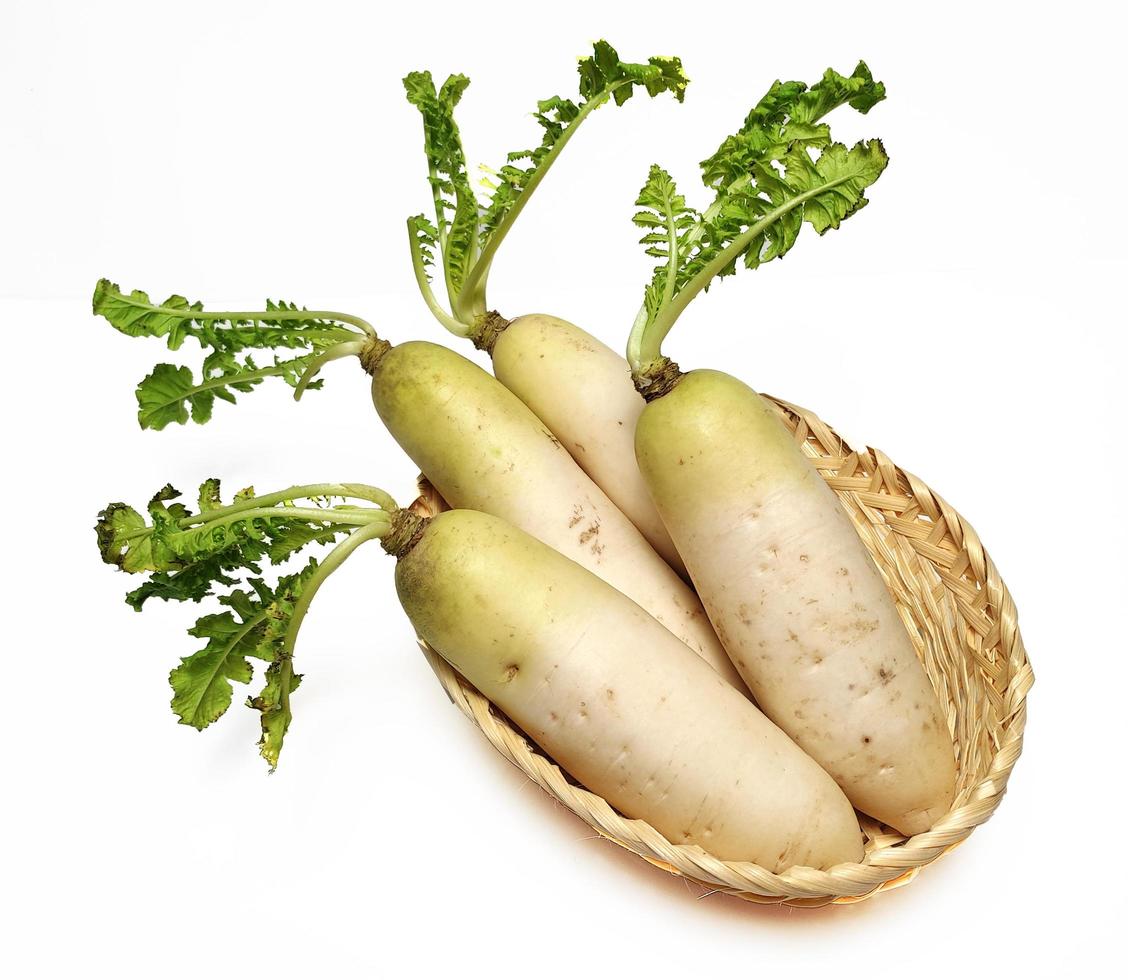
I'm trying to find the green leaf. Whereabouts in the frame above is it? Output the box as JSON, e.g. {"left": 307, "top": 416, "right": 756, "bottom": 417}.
{"left": 477, "top": 94, "right": 581, "bottom": 242}
{"left": 700, "top": 62, "right": 885, "bottom": 190}
{"left": 95, "top": 481, "right": 351, "bottom": 610}
{"left": 723, "top": 139, "right": 889, "bottom": 274}
{"left": 169, "top": 558, "right": 315, "bottom": 752}
{"left": 264, "top": 522, "right": 343, "bottom": 563}
{"left": 171, "top": 607, "right": 265, "bottom": 730}
{"left": 134, "top": 353, "right": 320, "bottom": 431}
{"left": 198, "top": 478, "right": 223, "bottom": 512}
{"left": 577, "top": 41, "right": 688, "bottom": 105}
{"left": 244, "top": 561, "right": 319, "bottom": 768}
{"left": 93, "top": 280, "right": 202, "bottom": 349}
{"left": 136, "top": 363, "right": 203, "bottom": 429}
{"left": 94, "top": 280, "right": 365, "bottom": 429}
{"left": 632, "top": 165, "right": 700, "bottom": 323}
{"left": 408, "top": 214, "right": 440, "bottom": 282}
{"left": 247, "top": 659, "right": 301, "bottom": 773}
{"left": 94, "top": 281, "right": 355, "bottom": 354}
{"left": 96, "top": 480, "right": 395, "bottom": 767}
{"left": 95, "top": 502, "right": 151, "bottom": 571}
{"left": 402, "top": 71, "right": 479, "bottom": 300}
{"left": 122, "top": 541, "right": 251, "bottom": 611}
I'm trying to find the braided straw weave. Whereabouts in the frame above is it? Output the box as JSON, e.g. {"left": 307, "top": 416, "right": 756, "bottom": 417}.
{"left": 410, "top": 394, "right": 1034, "bottom": 907}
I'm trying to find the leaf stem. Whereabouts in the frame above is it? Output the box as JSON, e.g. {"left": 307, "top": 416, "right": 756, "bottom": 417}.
{"left": 119, "top": 298, "right": 377, "bottom": 339}
{"left": 183, "top": 507, "right": 383, "bottom": 537}
{"left": 151, "top": 363, "right": 302, "bottom": 411}
{"left": 178, "top": 484, "right": 397, "bottom": 527}
{"left": 660, "top": 187, "right": 680, "bottom": 312}
{"left": 407, "top": 218, "right": 471, "bottom": 336}
{"left": 293, "top": 340, "right": 369, "bottom": 399}
{"left": 427, "top": 158, "right": 449, "bottom": 249}
{"left": 458, "top": 82, "right": 624, "bottom": 311}
{"left": 282, "top": 520, "right": 390, "bottom": 659}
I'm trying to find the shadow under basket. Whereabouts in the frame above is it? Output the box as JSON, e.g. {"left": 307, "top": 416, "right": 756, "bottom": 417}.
{"left": 409, "top": 394, "right": 1034, "bottom": 908}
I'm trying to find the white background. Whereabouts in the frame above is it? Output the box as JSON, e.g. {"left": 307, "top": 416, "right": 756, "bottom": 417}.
{"left": 3, "top": 2, "right": 1125, "bottom": 976}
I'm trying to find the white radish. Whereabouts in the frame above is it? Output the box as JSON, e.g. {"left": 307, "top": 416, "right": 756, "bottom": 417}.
{"left": 623, "top": 65, "right": 957, "bottom": 833}
{"left": 635, "top": 372, "right": 956, "bottom": 835}
{"left": 397, "top": 507, "right": 864, "bottom": 869}
{"left": 489, "top": 313, "right": 683, "bottom": 574}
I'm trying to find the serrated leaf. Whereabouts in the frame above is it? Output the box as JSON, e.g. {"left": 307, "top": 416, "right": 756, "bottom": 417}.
{"left": 93, "top": 279, "right": 202, "bottom": 349}
{"left": 700, "top": 62, "right": 885, "bottom": 190}
{"left": 96, "top": 481, "right": 354, "bottom": 611}
{"left": 633, "top": 165, "right": 701, "bottom": 323}
{"left": 265, "top": 522, "right": 343, "bottom": 563}
{"left": 243, "top": 560, "right": 320, "bottom": 767}
{"left": 735, "top": 139, "right": 889, "bottom": 270}
{"left": 403, "top": 70, "right": 479, "bottom": 299}
{"left": 95, "top": 502, "right": 150, "bottom": 570}
{"left": 97, "top": 480, "right": 394, "bottom": 769}
{"left": 136, "top": 363, "right": 205, "bottom": 429}
{"left": 123, "top": 549, "right": 247, "bottom": 610}
{"left": 94, "top": 280, "right": 364, "bottom": 429}
{"left": 408, "top": 214, "right": 440, "bottom": 280}
{"left": 198, "top": 479, "right": 223, "bottom": 512}
{"left": 171, "top": 609, "right": 264, "bottom": 729}
{"left": 94, "top": 280, "right": 355, "bottom": 355}
{"left": 248, "top": 659, "right": 302, "bottom": 772}
{"left": 134, "top": 352, "right": 320, "bottom": 430}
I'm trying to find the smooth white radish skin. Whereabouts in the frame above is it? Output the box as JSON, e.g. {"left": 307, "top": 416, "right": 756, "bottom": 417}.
{"left": 370, "top": 341, "right": 745, "bottom": 692}
{"left": 397, "top": 509, "right": 864, "bottom": 869}
{"left": 490, "top": 314, "right": 686, "bottom": 577}
{"left": 635, "top": 370, "right": 957, "bottom": 836}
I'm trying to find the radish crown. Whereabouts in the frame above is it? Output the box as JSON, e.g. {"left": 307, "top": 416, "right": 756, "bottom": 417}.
{"left": 626, "top": 63, "right": 888, "bottom": 384}
{"left": 404, "top": 41, "right": 688, "bottom": 343}
{"left": 93, "top": 279, "right": 383, "bottom": 429}
{"left": 96, "top": 480, "right": 413, "bottom": 768}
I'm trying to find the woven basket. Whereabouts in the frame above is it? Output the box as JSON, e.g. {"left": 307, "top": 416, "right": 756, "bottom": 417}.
{"left": 409, "top": 394, "right": 1034, "bottom": 907}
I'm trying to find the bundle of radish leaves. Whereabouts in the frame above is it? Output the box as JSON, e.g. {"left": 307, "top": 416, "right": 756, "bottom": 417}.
{"left": 95, "top": 56, "right": 956, "bottom": 867}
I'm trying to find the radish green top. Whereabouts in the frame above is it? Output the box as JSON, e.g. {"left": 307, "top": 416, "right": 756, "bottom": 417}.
{"left": 91, "top": 43, "right": 687, "bottom": 430}
{"left": 92, "top": 280, "right": 382, "bottom": 429}
{"left": 625, "top": 63, "right": 888, "bottom": 383}
{"left": 404, "top": 40, "right": 687, "bottom": 340}
{"left": 97, "top": 480, "right": 419, "bottom": 767}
